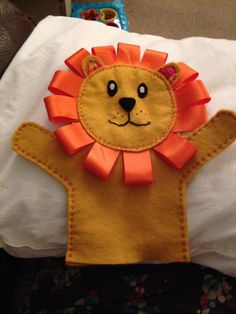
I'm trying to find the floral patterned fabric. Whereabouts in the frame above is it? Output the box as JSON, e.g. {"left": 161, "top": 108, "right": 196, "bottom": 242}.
{"left": 10, "top": 258, "right": 236, "bottom": 314}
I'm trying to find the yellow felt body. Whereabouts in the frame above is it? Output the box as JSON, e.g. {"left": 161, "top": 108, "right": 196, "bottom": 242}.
{"left": 184, "top": 110, "right": 236, "bottom": 181}
{"left": 12, "top": 110, "right": 236, "bottom": 265}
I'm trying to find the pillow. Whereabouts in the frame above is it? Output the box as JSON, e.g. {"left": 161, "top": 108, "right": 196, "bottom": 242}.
{"left": 0, "top": 16, "right": 236, "bottom": 276}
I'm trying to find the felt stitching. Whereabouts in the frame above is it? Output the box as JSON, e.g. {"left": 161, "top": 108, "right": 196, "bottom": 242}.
{"left": 78, "top": 64, "right": 176, "bottom": 151}
{"left": 12, "top": 123, "right": 76, "bottom": 261}
{"left": 181, "top": 111, "right": 236, "bottom": 179}
{"left": 178, "top": 179, "right": 189, "bottom": 261}
{"left": 188, "top": 111, "right": 236, "bottom": 140}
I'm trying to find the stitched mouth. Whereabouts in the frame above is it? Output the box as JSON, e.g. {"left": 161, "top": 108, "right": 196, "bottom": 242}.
{"left": 108, "top": 114, "right": 151, "bottom": 127}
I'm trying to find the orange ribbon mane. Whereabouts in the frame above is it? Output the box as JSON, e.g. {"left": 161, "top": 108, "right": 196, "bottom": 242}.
{"left": 45, "top": 43, "right": 211, "bottom": 185}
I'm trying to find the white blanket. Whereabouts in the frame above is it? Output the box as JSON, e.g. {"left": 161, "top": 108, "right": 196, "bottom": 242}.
{"left": 0, "top": 16, "right": 236, "bottom": 276}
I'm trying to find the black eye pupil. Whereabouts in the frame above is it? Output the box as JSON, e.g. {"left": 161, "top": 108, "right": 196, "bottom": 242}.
{"left": 107, "top": 80, "right": 117, "bottom": 96}
{"left": 138, "top": 83, "right": 148, "bottom": 98}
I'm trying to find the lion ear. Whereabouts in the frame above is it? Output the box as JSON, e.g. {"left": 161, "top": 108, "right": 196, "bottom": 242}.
{"left": 82, "top": 55, "right": 104, "bottom": 76}
{"left": 158, "top": 63, "right": 180, "bottom": 86}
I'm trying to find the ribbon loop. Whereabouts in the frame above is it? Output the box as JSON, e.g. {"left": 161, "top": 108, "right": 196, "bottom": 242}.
{"left": 92, "top": 45, "right": 117, "bottom": 65}
{"left": 45, "top": 95, "right": 79, "bottom": 123}
{"left": 84, "top": 142, "right": 120, "bottom": 180}
{"left": 174, "top": 80, "right": 211, "bottom": 111}
{"left": 141, "top": 49, "right": 168, "bottom": 71}
{"left": 123, "top": 150, "right": 153, "bottom": 185}
{"left": 48, "top": 70, "right": 83, "bottom": 98}
{"left": 154, "top": 133, "right": 197, "bottom": 169}
{"left": 173, "top": 62, "right": 199, "bottom": 89}
{"left": 65, "top": 48, "right": 90, "bottom": 77}
{"left": 54, "top": 123, "right": 94, "bottom": 155}
{"left": 173, "top": 105, "right": 207, "bottom": 132}
{"left": 117, "top": 43, "right": 140, "bottom": 64}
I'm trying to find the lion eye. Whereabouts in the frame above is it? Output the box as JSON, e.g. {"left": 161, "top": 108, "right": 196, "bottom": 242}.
{"left": 107, "top": 80, "right": 117, "bottom": 97}
{"left": 138, "top": 83, "right": 148, "bottom": 98}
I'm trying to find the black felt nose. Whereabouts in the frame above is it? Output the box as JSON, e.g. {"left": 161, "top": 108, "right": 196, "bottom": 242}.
{"left": 119, "top": 97, "right": 136, "bottom": 112}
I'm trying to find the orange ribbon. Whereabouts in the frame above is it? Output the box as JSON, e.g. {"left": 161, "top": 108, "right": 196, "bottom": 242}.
{"left": 92, "top": 45, "right": 117, "bottom": 65}
{"left": 123, "top": 150, "right": 153, "bottom": 185}
{"left": 65, "top": 48, "right": 90, "bottom": 77}
{"left": 174, "top": 80, "right": 211, "bottom": 111}
{"left": 84, "top": 142, "right": 120, "bottom": 180}
{"left": 154, "top": 133, "right": 197, "bottom": 169}
{"left": 48, "top": 70, "right": 83, "bottom": 98}
{"left": 45, "top": 95, "right": 79, "bottom": 123}
{"left": 173, "top": 105, "right": 207, "bottom": 132}
{"left": 141, "top": 49, "right": 168, "bottom": 71}
{"left": 54, "top": 123, "right": 94, "bottom": 155}
{"left": 173, "top": 62, "right": 199, "bottom": 89}
{"left": 117, "top": 43, "right": 141, "bottom": 64}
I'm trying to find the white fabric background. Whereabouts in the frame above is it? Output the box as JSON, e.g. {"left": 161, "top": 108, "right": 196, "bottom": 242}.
{"left": 0, "top": 16, "right": 236, "bottom": 276}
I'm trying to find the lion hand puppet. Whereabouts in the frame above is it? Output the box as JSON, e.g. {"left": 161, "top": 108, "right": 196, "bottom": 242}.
{"left": 12, "top": 43, "right": 236, "bottom": 265}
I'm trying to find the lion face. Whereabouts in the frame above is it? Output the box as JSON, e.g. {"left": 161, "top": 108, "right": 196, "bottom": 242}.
{"left": 46, "top": 44, "right": 209, "bottom": 183}
{"left": 78, "top": 65, "right": 176, "bottom": 152}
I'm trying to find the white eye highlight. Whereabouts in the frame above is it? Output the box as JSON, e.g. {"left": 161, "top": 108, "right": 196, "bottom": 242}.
{"left": 110, "top": 83, "right": 116, "bottom": 90}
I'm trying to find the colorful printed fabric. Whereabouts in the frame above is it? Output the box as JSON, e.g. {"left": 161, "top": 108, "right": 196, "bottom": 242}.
{"left": 10, "top": 259, "right": 236, "bottom": 314}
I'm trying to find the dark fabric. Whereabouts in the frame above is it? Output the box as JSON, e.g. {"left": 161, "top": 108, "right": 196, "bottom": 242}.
{"left": 10, "top": 0, "right": 65, "bottom": 24}
{"left": 0, "top": 249, "right": 18, "bottom": 310}
{"left": 8, "top": 256, "right": 236, "bottom": 314}
{"left": 0, "top": 0, "right": 34, "bottom": 77}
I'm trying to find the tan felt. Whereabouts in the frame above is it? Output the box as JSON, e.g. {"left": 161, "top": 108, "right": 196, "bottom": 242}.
{"left": 12, "top": 110, "right": 236, "bottom": 265}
